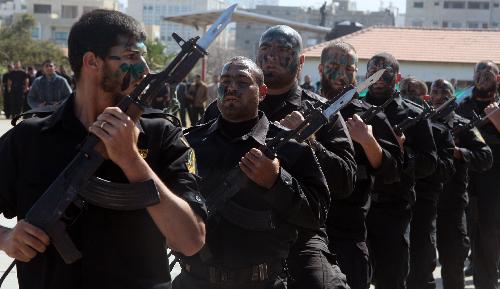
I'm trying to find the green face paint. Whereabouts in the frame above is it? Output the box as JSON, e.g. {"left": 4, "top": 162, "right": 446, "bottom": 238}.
{"left": 119, "top": 63, "right": 146, "bottom": 81}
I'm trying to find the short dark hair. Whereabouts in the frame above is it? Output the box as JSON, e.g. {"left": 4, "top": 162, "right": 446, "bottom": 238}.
{"left": 68, "top": 9, "right": 146, "bottom": 81}
{"left": 320, "top": 41, "right": 357, "bottom": 65}
{"left": 224, "top": 56, "right": 264, "bottom": 86}
{"left": 475, "top": 60, "right": 499, "bottom": 75}
{"left": 42, "top": 59, "right": 53, "bottom": 66}
{"left": 368, "top": 52, "right": 400, "bottom": 73}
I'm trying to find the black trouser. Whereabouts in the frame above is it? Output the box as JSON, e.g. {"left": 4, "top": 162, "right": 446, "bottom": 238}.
{"left": 3, "top": 89, "right": 11, "bottom": 118}
{"left": 188, "top": 106, "right": 204, "bottom": 126}
{"left": 287, "top": 242, "right": 350, "bottom": 289}
{"left": 10, "top": 91, "right": 23, "bottom": 118}
{"left": 473, "top": 221, "right": 500, "bottom": 289}
{"left": 178, "top": 101, "right": 189, "bottom": 127}
{"left": 367, "top": 203, "right": 411, "bottom": 289}
{"left": 172, "top": 270, "right": 287, "bottom": 289}
{"left": 329, "top": 238, "right": 370, "bottom": 289}
{"left": 436, "top": 207, "right": 469, "bottom": 289}
{"left": 408, "top": 198, "right": 437, "bottom": 289}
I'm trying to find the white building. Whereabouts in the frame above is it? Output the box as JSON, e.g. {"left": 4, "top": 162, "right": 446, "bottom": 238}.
{"left": 225, "top": 0, "right": 278, "bottom": 9}
{"left": 26, "top": 0, "right": 119, "bottom": 46}
{"left": 302, "top": 26, "right": 500, "bottom": 88}
{"left": 406, "top": 0, "right": 500, "bottom": 28}
{"left": 0, "top": 0, "right": 26, "bottom": 18}
{"left": 127, "top": 0, "right": 227, "bottom": 54}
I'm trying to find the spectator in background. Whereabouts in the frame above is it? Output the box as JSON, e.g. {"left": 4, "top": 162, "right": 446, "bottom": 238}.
{"left": 1, "top": 64, "right": 13, "bottom": 118}
{"left": 176, "top": 78, "right": 189, "bottom": 127}
{"left": 206, "top": 74, "right": 219, "bottom": 104}
{"left": 186, "top": 74, "right": 207, "bottom": 125}
{"left": 300, "top": 74, "right": 316, "bottom": 93}
{"left": 7, "top": 60, "right": 29, "bottom": 117}
{"left": 27, "top": 59, "right": 72, "bottom": 109}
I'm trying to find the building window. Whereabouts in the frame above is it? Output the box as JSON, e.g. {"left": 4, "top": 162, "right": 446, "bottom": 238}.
{"left": 442, "top": 21, "right": 449, "bottom": 27}
{"left": 433, "top": 20, "right": 439, "bottom": 26}
{"left": 33, "top": 4, "right": 51, "bottom": 14}
{"left": 245, "top": 40, "right": 250, "bottom": 44}
{"left": 492, "top": 22, "right": 499, "bottom": 27}
{"left": 467, "top": 21, "right": 479, "bottom": 28}
{"left": 444, "top": 1, "right": 466, "bottom": 8}
{"left": 61, "top": 5, "right": 77, "bottom": 19}
{"left": 494, "top": 3, "right": 499, "bottom": 7}
{"left": 412, "top": 20, "right": 423, "bottom": 26}
{"left": 31, "top": 27, "right": 40, "bottom": 39}
{"left": 435, "top": 1, "right": 440, "bottom": 5}
{"left": 246, "top": 24, "right": 251, "bottom": 29}
{"left": 467, "top": 1, "right": 490, "bottom": 9}
{"left": 451, "top": 22, "right": 463, "bottom": 27}
{"left": 83, "top": 6, "right": 98, "bottom": 14}
{"left": 413, "top": 2, "right": 424, "bottom": 8}
{"left": 54, "top": 31, "right": 69, "bottom": 42}
{"left": 482, "top": 23, "right": 488, "bottom": 28}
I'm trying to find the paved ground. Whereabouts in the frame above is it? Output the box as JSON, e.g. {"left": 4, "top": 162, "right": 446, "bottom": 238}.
{"left": 0, "top": 118, "right": 477, "bottom": 288}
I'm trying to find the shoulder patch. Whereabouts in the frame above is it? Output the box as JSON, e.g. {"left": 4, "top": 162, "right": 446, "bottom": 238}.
{"left": 472, "top": 128, "right": 486, "bottom": 143}
{"left": 180, "top": 136, "right": 197, "bottom": 174}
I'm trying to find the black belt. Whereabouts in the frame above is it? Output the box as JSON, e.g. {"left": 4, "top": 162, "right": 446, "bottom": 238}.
{"left": 182, "top": 260, "right": 284, "bottom": 284}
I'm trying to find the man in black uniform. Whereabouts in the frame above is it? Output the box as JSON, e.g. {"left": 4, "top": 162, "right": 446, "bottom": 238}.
{"left": 318, "top": 41, "right": 404, "bottom": 289}
{"left": 173, "top": 56, "right": 330, "bottom": 289}
{"left": 364, "top": 53, "right": 437, "bottom": 289}
{"left": 0, "top": 10, "right": 206, "bottom": 289}
{"left": 431, "top": 79, "right": 493, "bottom": 289}
{"left": 456, "top": 60, "right": 500, "bottom": 289}
{"left": 405, "top": 80, "right": 455, "bottom": 289}
{"left": 201, "top": 25, "right": 356, "bottom": 289}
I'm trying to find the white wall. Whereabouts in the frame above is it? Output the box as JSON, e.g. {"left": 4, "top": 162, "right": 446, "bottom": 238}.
{"left": 301, "top": 57, "right": 475, "bottom": 85}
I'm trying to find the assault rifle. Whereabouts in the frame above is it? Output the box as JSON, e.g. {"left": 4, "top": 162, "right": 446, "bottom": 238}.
{"left": 204, "top": 69, "right": 386, "bottom": 224}
{"left": 393, "top": 97, "right": 457, "bottom": 136}
{"left": 453, "top": 107, "right": 499, "bottom": 136}
{"left": 22, "top": 5, "right": 237, "bottom": 265}
{"left": 358, "top": 91, "right": 398, "bottom": 123}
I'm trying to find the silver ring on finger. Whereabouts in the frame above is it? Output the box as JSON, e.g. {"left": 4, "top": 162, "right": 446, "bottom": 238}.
{"left": 100, "top": 121, "right": 108, "bottom": 129}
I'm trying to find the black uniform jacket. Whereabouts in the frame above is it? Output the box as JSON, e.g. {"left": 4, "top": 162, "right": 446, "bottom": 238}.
{"left": 201, "top": 85, "right": 356, "bottom": 249}
{"left": 0, "top": 95, "right": 206, "bottom": 289}
{"left": 183, "top": 112, "right": 330, "bottom": 268}
{"left": 457, "top": 96, "right": 500, "bottom": 224}
{"left": 439, "top": 113, "right": 492, "bottom": 210}
{"left": 328, "top": 99, "right": 403, "bottom": 241}
{"left": 365, "top": 92, "right": 437, "bottom": 206}
{"left": 414, "top": 119, "right": 455, "bottom": 202}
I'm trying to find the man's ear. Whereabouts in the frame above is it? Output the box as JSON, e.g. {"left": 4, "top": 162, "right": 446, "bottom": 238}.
{"left": 82, "top": 52, "right": 100, "bottom": 70}
{"left": 297, "top": 54, "right": 305, "bottom": 73}
{"left": 259, "top": 84, "right": 268, "bottom": 101}
{"left": 318, "top": 63, "right": 324, "bottom": 75}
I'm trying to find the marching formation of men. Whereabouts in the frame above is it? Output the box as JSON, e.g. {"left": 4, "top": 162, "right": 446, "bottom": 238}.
{"left": 0, "top": 8, "right": 498, "bottom": 289}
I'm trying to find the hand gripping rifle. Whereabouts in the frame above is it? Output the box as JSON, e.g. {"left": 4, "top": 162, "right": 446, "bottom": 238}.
{"left": 357, "top": 91, "right": 398, "bottom": 124}
{"left": 453, "top": 107, "right": 499, "bottom": 136}
{"left": 393, "top": 97, "right": 457, "bottom": 136}
{"left": 204, "top": 69, "right": 386, "bottom": 230}
{"left": 18, "top": 5, "right": 237, "bottom": 265}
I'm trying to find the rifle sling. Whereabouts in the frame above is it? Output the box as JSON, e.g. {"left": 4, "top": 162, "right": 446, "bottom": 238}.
{"left": 80, "top": 177, "right": 160, "bottom": 210}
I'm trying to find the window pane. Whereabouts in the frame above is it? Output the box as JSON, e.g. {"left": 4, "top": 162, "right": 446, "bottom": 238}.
{"left": 34, "top": 4, "right": 51, "bottom": 14}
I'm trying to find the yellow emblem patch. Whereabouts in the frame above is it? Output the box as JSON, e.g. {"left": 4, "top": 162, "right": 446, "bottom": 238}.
{"left": 186, "top": 149, "right": 197, "bottom": 174}
{"left": 138, "top": 148, "right": 149, "bottom": 159}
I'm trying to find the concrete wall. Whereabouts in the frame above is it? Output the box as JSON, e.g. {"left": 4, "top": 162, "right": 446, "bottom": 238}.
{"left": 406, "top": 0, "right": 500, "bottom": 28}
{"left": 301, "top": 56, "right": 475, "bottom": 87}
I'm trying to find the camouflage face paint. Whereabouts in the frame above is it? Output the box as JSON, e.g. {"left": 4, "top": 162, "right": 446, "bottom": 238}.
{"left": 367, "top": 57, "right": 396, "bottom": 84}
{"left": 322, "top": 48, "right": 357, "bottom": 85}
{"left": 257, "top": 25, "right": 302, "bottom": 86}
{"left": 474, "top": 62, "right": 498, "bottom": 92}
{"left": 218, "top": 62, "right": 255, "bottom": 101}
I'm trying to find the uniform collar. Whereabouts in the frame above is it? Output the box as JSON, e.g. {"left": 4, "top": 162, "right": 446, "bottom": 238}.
{"left": 41, "top": 93, "right": 145, "bottom": 134}
{"left": 207, "top": 111, "right": 269, "bottom": 145}
{"left": 284, "top": 84, "right": 302, "bottom": 107}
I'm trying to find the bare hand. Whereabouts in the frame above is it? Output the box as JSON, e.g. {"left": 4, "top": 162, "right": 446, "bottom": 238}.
{"left": 0, "top": 220, "right": 50, "bottom": 262}
{"left": 88, "top": 107, "right": 141, "bottom": 168}
{"left": 396, "top": 132, "right": 406, "bottom": 149}
{"left": 346, "top": 114, "right": 374, "bottom": 146}
{"left": 484, "top": 102, "right": 499, "bottom": 117}
{"left": 239, "top": 148, "right": 280, "bottom": 189}
{"left": 279, "top": 111, "right": 305, "bottom": 130}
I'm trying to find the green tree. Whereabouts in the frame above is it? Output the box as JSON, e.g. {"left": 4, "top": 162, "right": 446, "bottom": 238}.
{"left": 0, "top": 14, "right": 67, "bottom": 72}
{"left": 144, "top": 39, "right": 173, "bottom": 72}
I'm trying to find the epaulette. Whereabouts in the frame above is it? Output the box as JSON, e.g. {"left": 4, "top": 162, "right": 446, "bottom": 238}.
{"left": 182, "top": 118, "right": 215, "bottom": 135}
{"left": 11, "top": 105, "right": 60, "bottom": 126}
{"left": 301, "top": 87, "right": 328, "bottom": 103}
{"left": 142, "top": 107, "right": 182, "bottom": 127}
